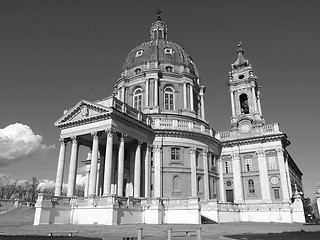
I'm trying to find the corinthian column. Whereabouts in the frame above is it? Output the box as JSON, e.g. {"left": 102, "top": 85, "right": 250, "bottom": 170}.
{"left": 117, "top": 134, "right": 126, "bottom": 196}
{"left": 252, "top": 86, "right": 258, "bottom": 113}
{"left": 144, "top": 144, "right": 152, "bottom": 198}
{"left": 134, "top": 141, "right": 142, "bottom": 197}
{"left": 218, "top": 158, "right": 225, "bottom": 201}
{"left": 88, "top": 132, "right": 100, "bottom": 196}
{"left": 200, "top": 87, "right": 205, "bottom": 118}
{"left": 189, "top": 147, "right": 197, "bottom": 197}
{"left": 154, "top": 78, "right": 159, "bottom": 106}
{"left": 103, "top": 130, "right": 114, "bottom": 196}
{"left": 202, "top": 150, "right": 210, "bottom": 200}
{"left": 190, "top": 84, "right": 194, "bottom": 112}
{"left": 67, "top": 136, "right": 79, "bottom": 197}
{"left": 230, "top": 90, "right": 235, "bottom": 116}
{"left": 145, "top": 79, "right": 149, "bottom": 107}
{"left": 54, "top": 138, "right": 67, "bottom": 196}
{"left": 183, "top": 82, "right": 187, "bottom": 109}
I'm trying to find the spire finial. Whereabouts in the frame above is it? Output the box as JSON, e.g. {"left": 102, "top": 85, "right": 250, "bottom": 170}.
{"left": 156, "top": 10, "right": 162, "bottom": 21}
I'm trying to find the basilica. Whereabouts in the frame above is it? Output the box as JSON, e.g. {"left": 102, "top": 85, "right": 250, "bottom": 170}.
{"left": 34, "top": 14, "right": 305, "bottom": 225}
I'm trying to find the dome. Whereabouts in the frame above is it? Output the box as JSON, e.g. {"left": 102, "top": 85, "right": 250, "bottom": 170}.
{"left": 121, "top": 14, "right": 199, "bottom": 78}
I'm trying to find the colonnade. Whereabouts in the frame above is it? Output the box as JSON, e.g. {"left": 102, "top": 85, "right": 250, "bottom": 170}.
{"left": 54, "top": 130, "right": 151, "bottom": 198}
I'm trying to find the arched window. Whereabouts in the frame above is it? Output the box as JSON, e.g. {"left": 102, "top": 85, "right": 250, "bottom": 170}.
{"left": 173, "top": 175, "right": 181, "bottom": 192}
{"left": 133, "top": 88, "right": 143, "bottom": 111}
{"left": 240, "top": 94, "right": 249, "bottom": 114}
{"left": 165, "top": 66, "right": 173, "bottom": 72}
{"left": 134, "top": 68, "right": 141, "bottom": 75}
{"left": 248, "top": 179, "right": 255, "bottom": 194}
{"left": 164, "top": 87, "right": 174, "bottom": 110}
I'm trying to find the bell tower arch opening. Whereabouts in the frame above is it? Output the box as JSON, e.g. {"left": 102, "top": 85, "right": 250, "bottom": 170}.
{"left": 240, "top": 93, "right": 249, "bottom": 114}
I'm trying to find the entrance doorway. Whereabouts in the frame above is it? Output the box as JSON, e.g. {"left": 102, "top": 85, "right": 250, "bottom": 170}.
{"left": 226, "top": 189, "right": 234, "bottom": 203}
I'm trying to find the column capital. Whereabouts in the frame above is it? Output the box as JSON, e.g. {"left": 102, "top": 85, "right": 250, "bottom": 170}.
{"left": 71, "top": 136, "right": 79, "bottom": 144}
{"left": 202, "top": 149, "right": 208, "bottom": 156}
{"left": 231, "top": 153, "right": 240, "bottom": 160}
{"left": 137, "top": 140, "right": 143, "bottom": 147}
{"left": 276, "top": 148, "right": 284, "bottom": 156}
{"left": 189, "top": 147, "right": 197, "bottom": 154}
{"left": 153, "top": 145, "right": 162, "bottom": 152}
{"left": 256, "top": 150, "right": 265, "bottom": 157}
{"left": 105, "top": 129, "right": 116, "bottom": 137}
{"left": 59, "top": 138, "right": 68, "bottom": 144}
{"left": 118, "top": 133, "right": 128, "bottom": 142}
{"left": 91, "top": 131, "right": 101, "bottom": 140}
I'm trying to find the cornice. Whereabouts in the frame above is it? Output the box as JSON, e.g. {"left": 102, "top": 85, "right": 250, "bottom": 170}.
{"left": 221, "top": 133, "right": 287, "bottom": 147}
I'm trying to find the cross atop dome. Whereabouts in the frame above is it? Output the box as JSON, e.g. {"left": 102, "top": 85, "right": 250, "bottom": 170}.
{"left": 150, "top": 10, "right": 167, "bottom": 40}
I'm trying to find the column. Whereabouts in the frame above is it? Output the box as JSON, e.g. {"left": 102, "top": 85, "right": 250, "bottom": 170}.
{"left": 257, "top": 91, "right": 262, "bottom": 115}
{"left": 183, "top": 81, "right": 187, "bottom": 109}
{"left": 154, "top": 78, "right": 158, "bottom": 106}
{"left": 200, "top": 88, "right": 205, "bottom": 118}
{"left": 84, "top": 164, "right": 90, "bottom": 197}
{"left": 251, "top": 86, "right": 258, "bottom": 112}
{"left": 54, "top": 138, "right": 67, "bottom": 196}
{"left": 88, "top": 132, "right": 100, "bottom": 196}
{"left": 232, "top": 153, "right": 244, "bottom": 203}
{"left": 103, "top": 130, "right": 114, "bottom": 196}
{"left": 121, "top": 86, "right": 125, "bottom": 102}
{"left": 117, "top": 134, "right": 126, "bottom": 196}
{"left": 145, "top": 79, "right": 149, "bottom": 107}
{"left": 189, "top": 147, "right": 197, "bottom": 197}
{"left": 202, "top": 150, "right": 210, "bottom": 200}
{"left": 134, "top": 141, "right": 142, "bottom": 197}
{"left": 154, "top": 145, "right": 162, "bottom": 197}
{"left": 144, "top": 144, "right": 152, "bottom": 198}
{"left": 277, "top": 148, "right": 290, "bottom": 202}
{"left": 218, "top": 158, "right": 225, "bottom": 201}
{"left": 190, "top": 84, "right": 194, "bottom": 112}
{"left": 257, "top": 150, "right": 271, "bottom": 202}
{"left": 230, "top": 90, "right": 235, "bottom": 116}
{"left": 67, "top": 136, "right": 79, "bottom": 197}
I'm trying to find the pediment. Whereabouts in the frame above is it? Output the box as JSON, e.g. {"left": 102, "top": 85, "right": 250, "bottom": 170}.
{"left": 55, "top": 100, "right": 111, "bottom": 127}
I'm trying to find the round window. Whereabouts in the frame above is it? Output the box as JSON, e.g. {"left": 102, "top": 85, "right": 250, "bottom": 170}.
{"left": 238, "top": 74, "right": 244, "bottom": 79}
{"left": 226, "top": 181, "right": 232, "bottom": 187}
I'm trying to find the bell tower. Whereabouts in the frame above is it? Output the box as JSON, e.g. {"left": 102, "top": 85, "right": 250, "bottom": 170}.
{"left": 228, "top": 41, "right": 264, "bottom": 133}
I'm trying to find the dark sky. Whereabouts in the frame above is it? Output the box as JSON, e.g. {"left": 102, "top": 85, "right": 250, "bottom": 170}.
{"left": 0, "top": 0, "right": 319, "bottom": 198}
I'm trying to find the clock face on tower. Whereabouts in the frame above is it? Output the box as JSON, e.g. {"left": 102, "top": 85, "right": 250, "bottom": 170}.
{"left": 240, "top": 123, "right": 251, "bottom": 133}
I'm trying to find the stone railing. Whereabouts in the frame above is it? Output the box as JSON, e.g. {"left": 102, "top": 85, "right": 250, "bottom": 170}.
{"left": 216, "top": 123, "right": 282, "bottom": 141}
{"left": 96, "top": 96, "right": 151, "bottom": 126}
{"left": 152, "top": 118, "right": 215, "bottom": 137}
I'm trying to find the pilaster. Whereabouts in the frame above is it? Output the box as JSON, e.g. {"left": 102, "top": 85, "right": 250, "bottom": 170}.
{"left": 232, "top": 153, "right": 243, "bottom": 203}
{"left": 257, "top": 150, "right": 271, "bottom": 202}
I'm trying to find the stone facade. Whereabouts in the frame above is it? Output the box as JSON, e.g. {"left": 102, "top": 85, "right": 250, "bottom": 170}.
{"left": 34, "top": 14, "right": 305, "bottom": 226}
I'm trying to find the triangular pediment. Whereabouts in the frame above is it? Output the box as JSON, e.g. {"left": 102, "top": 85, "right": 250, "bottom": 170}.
{"left": 55, "top": 100, "right": 112, "bottom": 127}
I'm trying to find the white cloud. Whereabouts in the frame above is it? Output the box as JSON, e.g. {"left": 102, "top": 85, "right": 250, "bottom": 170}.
{"left": 0, "top": 123, "right": 55, "bottom": 167}
{"left": 38, "top": 179, "right": 56, "bottom": 191}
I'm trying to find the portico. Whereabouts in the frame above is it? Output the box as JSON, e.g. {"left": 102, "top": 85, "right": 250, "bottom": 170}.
{"left": 54, "top": 97, "right": 155, "bottom": 198}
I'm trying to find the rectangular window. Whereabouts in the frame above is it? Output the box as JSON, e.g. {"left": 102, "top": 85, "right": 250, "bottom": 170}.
{"left": 245, "top": 159, "right": 253, "bottom": 171}
{"left": 171, "top": 147, "right": 180, "bottom": 160}
{"left": 274, "top": 188, "right": 280, "bottom": 199}
{"left": 268, "top": 156, "right": 277, "bottom": 170}
{"left": 224, "top": 161, "right": 232, "bottom": 173}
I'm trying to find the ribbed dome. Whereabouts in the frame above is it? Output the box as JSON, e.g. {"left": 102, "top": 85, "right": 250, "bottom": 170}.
{"left": 122, "top": 39, "right": 198, "bottom": 76}
{"left": 121, "top": 14, "right": 199, "bottom": 78}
